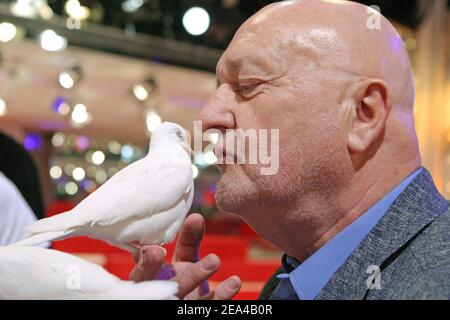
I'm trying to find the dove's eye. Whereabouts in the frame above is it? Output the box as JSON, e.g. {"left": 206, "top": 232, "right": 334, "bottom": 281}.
{"left": 176, "top": 130, "right": 184, "bottom": 141}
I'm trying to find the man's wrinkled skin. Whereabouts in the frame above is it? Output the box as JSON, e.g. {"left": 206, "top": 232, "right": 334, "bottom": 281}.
{"left": 130, "top": 0, "right": 421, "bottom": 299}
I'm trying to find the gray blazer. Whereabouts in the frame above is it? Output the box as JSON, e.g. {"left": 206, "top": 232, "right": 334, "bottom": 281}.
{"left": 259, "top": 168, "right": 450, "bottom": 300}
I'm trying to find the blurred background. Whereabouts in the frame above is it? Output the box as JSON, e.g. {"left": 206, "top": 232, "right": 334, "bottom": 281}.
{"left": 0, "top": 0, "right": 449, "bottom": 299}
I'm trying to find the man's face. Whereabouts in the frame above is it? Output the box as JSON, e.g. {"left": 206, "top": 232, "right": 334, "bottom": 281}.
{"left": 197, "top": 19, "right": 349, "bottom": 216}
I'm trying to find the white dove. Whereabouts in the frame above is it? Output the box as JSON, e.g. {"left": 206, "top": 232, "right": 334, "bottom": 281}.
{"left": 11, "top": 122, "right": 194, "bottom": 253}
{"left": 0, "top": 246, "right": 178, "bottom": 300}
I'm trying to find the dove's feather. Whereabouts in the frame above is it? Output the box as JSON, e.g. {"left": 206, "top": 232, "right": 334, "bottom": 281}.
{"left": 12, "top": 122, "right": 193, "bottom": 251}
{"left": 75, "top": 147, "right": 192, "bottom": 228}
{"left": 17, "top": 142, "right": 192, "bottom": 249}
{"left": 99, "top": 153, "right": 149, "bottom": 185}
{"left": 10, "top": 211, "right": 79, "bottom": 248}
{"left": 24, "top": 210, "right": 79, "bottom": 235}
{"left": 100, "top": 281, "right": 178, "bottom": 300}
{"left": 8, "top": 230, "right": 69, "bottom": 247}
{"left": 0, "top": 246, "right": 178, "bottom": 300}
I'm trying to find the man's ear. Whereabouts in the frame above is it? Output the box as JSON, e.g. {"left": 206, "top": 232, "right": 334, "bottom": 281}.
{"left": 346, "top": 79, "right": 392, "bottom": 154}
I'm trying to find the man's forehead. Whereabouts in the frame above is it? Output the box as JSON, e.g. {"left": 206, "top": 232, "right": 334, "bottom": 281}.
{"left": 217, "top": 26, "right": 336, "bottom": 77}
{"left": 217, "top": 44, "right": 271, "bottom": 76}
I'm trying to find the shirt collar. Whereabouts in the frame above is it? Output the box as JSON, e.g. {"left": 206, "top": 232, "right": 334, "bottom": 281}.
{"left": 278, "top": 168, "right": 422, "bottom": 300}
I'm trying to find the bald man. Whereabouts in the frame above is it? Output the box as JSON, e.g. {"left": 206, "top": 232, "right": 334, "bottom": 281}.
{"left": 130, "top": 0, "right": 450, "bottom": 300}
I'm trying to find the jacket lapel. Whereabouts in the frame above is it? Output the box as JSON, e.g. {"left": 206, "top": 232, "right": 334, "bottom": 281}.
{"left": 315, "top": 168, "right": 449, "bottom": 300}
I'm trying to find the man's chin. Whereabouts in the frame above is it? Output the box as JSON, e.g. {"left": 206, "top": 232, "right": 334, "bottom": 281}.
{"left": 215, "top": 174, "right": 238, "bottom": 213}
{"left": 215, "top": 173, "right": 255, "bottom": 214}
{"left": 215, "top": 193, "right": 240, "bottom": 214}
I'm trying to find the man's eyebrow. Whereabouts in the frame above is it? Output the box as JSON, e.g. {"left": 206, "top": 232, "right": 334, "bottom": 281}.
{"left": 215, "top": 60, "right": 238, "bottom": 88}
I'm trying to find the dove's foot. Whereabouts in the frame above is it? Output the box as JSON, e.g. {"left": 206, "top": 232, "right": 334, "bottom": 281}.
{"left": 132, "top": 242, "right": 168, "bottom": 271}
{"left": 129, "top": 241, "right": 168, "bottom": 258}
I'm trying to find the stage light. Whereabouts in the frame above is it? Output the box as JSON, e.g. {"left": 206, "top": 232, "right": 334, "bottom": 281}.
{"left": 51, "top": 132, "right": 65, "bottom": 147}
{"left": 59, "top": 72, "right": 74, "bottom": 89}
{"left": 10, "top": 0, "right": 38, "bottom": 18}
{"left": 71, "top": 104, "right": 91, "bottom": 126}
{"left": 108, "top": 141, "right": 121, "bottom": 155}
{"left": 39, "top": 29, "right": 67, "bottom": 52}
{"left": 0, "top": 23, "right": 17, "bottom": 43}
{"left": 49, "top": 166, "right": 63, "bottom": 180}
{"left": 133, "top": 84, "right": 149, "bottom": 101}
{"left": 71, "top": 104, "right": 88, "bottom": 123}
{"left": 65, "top": 0, "right": 91, "bottom": 20}
{"left": 91, "top": 150, "right": 105, "bottom": 165}
{"left": 65, "top": 181, "right": 78, "bottom": 195}
{"left": 52, "top": 96, "right": 71, "bottom": 116}
{"left": 95, "top": 169, "right": 108, "bottom": 184}
{"left": 82, "top": 180, "right": 97, "bottom": 193}
{"left": 405, "top": 38, "right": 417, "bottom": 51}
{"left": 132, "top": 78, "right": 156, "bottom": 102}
{"left": 72, "top": 167, "right": 86, "bottom": 181}
{"left": 122, "top": 0, "right": 144, "bottom": 13}
{"left": 64, "top": 163, "right": 76, "bottom": 175}
{"left": 58, "top": 66, "right": 82, "bottom": 89}
{"left": 38, "top": 4, "right": 54, "bottom": 20}
{"left": 145, "top": 111, "right": 162, "bottom": 132}
{"left": 121, "top": 144, "right": 134, "bottom": 162}
{"left": 182, "top": 7, "right": 210, "bottom": 36}
{"left": 23, "top": 134, "right": 43, "bottom": 151}
{"left": 0, "top": 98, "right": 7, "bottom": 116}
{"left": 75, "top": 136, "right": 90, "bottom": 151}
{"left": 222, "top": 0, "right": 239, "bottom": 9}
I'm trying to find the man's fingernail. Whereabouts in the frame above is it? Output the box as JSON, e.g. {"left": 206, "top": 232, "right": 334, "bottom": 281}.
{"left": 226, "top": 277, "right": 240, "bottom": 290}
{"left": 202, "top": 254, "right": 219, "bottom": 271}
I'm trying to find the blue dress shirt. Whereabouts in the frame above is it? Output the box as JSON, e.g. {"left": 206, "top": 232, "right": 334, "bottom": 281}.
{"left": 274, "top": 169, "right": 422, "bottom": 300}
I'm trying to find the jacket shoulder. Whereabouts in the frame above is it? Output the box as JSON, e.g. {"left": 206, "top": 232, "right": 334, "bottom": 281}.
{"left": 405, "top": 271, "right": 450, "bottom": 299}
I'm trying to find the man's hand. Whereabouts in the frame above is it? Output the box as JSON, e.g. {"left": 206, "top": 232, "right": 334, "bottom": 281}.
{"left": 129, "top": 213, "right": 242, "bottom": 300}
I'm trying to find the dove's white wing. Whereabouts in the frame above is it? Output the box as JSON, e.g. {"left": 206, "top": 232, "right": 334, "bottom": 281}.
{"left": 0, "top": 247, "right": 178, "bottom": 300}
{"left": 100, "top": 154, "right": 149, "bottom": 185}
{"left": 25, "top": 146, "right": 192, "bottom": 235}
{"left": 21, "top": 156, "right": 157, "bottom": 236}
{"left": 72, "top": 147, "right": 192, "bottom": 228}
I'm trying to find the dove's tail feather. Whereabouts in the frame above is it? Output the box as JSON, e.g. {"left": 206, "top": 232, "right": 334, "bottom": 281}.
{"left": 24, "top": 210, "right": 77, "bottom": 235}
{"left": 104, "top": 281, "right": 178, "bottom": 300}
{"left": 8, "top": 210, "right": 79, "bottom": 247}
{"left": 8, "top": 230, "right": 72, "bottom": 248}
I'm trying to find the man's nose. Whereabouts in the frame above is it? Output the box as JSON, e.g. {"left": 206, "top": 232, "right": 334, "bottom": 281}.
{"left": 196, "top": 84, "right": 236, "bottom": 132}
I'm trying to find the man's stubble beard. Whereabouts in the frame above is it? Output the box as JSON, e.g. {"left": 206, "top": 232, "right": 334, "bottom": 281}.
{"left": 214, "top": 143, "right": 347, "bottom": 218}
{"left": 215, "top": 165, "right": 259, "bottom": 214}
{"left": 215, "top": 162, "right": 305, "bottom": 215}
